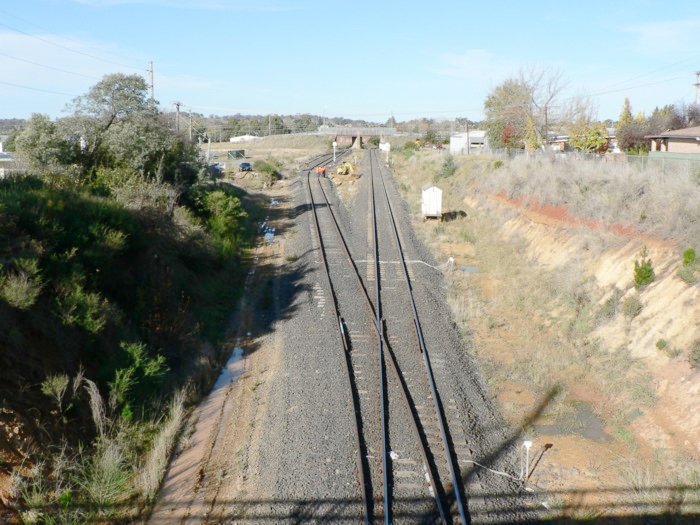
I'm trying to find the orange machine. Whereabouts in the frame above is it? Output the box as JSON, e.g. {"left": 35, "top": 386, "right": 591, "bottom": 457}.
{"left": 315, "top": 166, "right": 326, "bottom": 176}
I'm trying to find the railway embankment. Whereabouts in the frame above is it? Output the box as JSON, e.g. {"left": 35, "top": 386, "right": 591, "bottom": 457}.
{"left": 391, "top": 149, "right": 700, "bottom": 518}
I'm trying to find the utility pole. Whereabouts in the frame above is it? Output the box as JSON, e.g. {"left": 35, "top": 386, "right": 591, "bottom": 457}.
{"left": 188, "top": 107, "right": 192, "bottom": 141}
{"left": 268, "top": 115, "right": 271, "bottom": 136}
{"left": 173, "top": 102, "right": 182, "bottom": 133}
{"left": 147, "top": 61, "right": 154, "bottom": 101}
{"left": 694, "top": 71, "right": 700, "bottom": 105}
{"left": 466, "top": 119, "right": 470, "bottom": 155}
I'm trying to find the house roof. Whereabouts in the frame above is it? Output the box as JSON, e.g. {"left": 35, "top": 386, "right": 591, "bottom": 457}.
{"left": 451, "top": 130, "right": 486, "bottom": 139}
{"left": 646, "top": 125, "right": 700, "bottom": 140}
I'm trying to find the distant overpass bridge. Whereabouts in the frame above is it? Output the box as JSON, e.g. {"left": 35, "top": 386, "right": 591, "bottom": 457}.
{"left": 319, "top": 126, "right": 396, "bottom": 147}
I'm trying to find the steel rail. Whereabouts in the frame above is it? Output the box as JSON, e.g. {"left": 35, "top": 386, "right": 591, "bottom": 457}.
{"left": 315, "top": 169, "right": 448, "bottom": 524}
{"left": 371, "top": 149, "right": 469, "bottom": 524}
{"left": 369, "top": 154, "right": 392, "bottom": 525}
{"left": 305, "top": 164, "right": 371, "bottom": 525}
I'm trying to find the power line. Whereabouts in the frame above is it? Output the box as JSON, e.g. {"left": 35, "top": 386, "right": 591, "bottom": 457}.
{"left": 592, "top": 54, "right": 700, "bottom": 92}
{"left": 0, "top": 51, "right": 99, "bottom": 80}
{"left": 0, "top": 20, "right": 143, "bottom": 71}
{"left": 586, "top": 75, "right": 686, "bottom": 98}
{"left": 0, "top": 80, "right": 77, "bottom": 97}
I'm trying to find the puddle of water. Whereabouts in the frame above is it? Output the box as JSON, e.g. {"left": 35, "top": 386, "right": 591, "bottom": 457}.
{"left": 536, "top": 401, "right": 612, "bottom": 442}
{"left": 211, "top": 346, "right": 245, "bottom": 391}
{"left": 459, "top": 265, "right": 479, "bottom": 273}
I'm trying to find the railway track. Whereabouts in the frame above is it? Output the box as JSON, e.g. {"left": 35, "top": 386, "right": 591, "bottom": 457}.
{"left": 303, "top": 150, "right": 471, "bottom": 524}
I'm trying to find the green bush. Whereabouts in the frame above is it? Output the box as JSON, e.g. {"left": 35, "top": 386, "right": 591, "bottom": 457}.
{"left": 0, "top": 271, "right": 42, "bottom": 310}
{"left": 622, "top": 295, "right": 643, "bottom": 318}
{"left": 434, "top": 155, "right": 457, "bottom": 182}
{"left": 403, "top": 140, "right": 419, "bottom": 151}
{"left": 682, "top": 248, "right": 696, "bottom": 266}
{"left": 108, "top": 341, "right": 168, "bottom": 412}
{"left": 655, "top": 339, "right": 667, "bottom": 351}
{"left": 633, "top": 258, "right": 655, "bottom": 289}
{"left": 56, "top": 281, "right": 110, "bottom": 334}
{"left": 493, "top": 160, "right": 504, "bottom": 169}
{"left": 252, "top": 157, "right": 283, "bottom": 186}
{"left": 0, "top": 258, "right": 43, "bottom": 310}
{"left": 41, "top": 374, "right": 70, "bottom": 413}
{"left": 367, "top": 136, "right": 380, "bottom": 147}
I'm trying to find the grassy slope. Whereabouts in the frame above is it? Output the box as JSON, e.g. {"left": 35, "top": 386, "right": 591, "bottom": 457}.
{"left": 0, "top": 175, "right": 262, "bottom": 520}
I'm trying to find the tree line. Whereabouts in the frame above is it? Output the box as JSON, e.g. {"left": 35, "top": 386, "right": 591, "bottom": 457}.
{"left": 482, "top": 68, "right": 700, "bottom": 154}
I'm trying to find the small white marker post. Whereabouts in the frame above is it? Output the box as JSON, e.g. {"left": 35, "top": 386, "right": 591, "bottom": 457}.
{"left": 520, "top": 440, "right": 533, "bottom": 480}
{"left": 332, "top": 141, "right": 337, "bottom": 163}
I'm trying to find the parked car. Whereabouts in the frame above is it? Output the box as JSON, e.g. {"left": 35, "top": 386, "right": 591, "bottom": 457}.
{"left": 208, "top": 163, "right": 224, "bottom": 176}
{"left": 239, "top": 162, "right": 252, "bottom": 172}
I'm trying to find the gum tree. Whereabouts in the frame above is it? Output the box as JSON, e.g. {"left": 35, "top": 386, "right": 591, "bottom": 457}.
{"left": 483, "top": 68, "right": 567, "bottom": 150}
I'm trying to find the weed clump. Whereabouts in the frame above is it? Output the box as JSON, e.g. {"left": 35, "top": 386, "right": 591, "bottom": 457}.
{"left": 678, "top": 266, "right": 697, "bottom": 284}
{"left": 622, "top": 295, "right": 643, "bottom": 319}
{"left": 595, "top": 288, "right": 623, "bottom": 324}
{"left": 690, "top": 340, "right": 700, "bottom": 369}
{"left": 433, "top": 155, "right": 457, "bottom": 183}
{"left": 678, "top": 247, "right": 698, "bottom": 284}
{"left": 252, "top": 157, "right": 283, "bottom": 187}
{"left": 0, "top": 259, "right": 43, "bottom": 310}
{"left": 654, "top": 339, "right": 681, "bottom": 358}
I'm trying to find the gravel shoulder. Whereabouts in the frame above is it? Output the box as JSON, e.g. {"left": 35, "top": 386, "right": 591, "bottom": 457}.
{"left": 149, "top": 172, "right": 364, "bottom": 524}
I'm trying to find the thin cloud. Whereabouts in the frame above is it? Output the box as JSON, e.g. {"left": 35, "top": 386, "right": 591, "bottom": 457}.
{"left": 434, "top": 49, "right": 513, "bottom": 82}
{"left": 623, "top": 17, "right": 700, "bottom": 56}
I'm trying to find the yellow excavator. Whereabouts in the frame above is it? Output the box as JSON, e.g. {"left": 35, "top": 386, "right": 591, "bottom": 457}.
{"left": 336, "top": 161, "right": 354, "bottom": 176}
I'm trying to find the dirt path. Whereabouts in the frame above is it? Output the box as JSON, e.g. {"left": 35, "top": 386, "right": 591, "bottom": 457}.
{"left": 147, "top": 182, "right": 290, "bottom": 524}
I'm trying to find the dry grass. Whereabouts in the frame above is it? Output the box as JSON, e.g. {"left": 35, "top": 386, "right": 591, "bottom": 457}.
{"left": 399, "top": 150, "right": 700, "bottom": 246}
{"left": 390, "top": 149, "right": 669, "bottom": 462}
{"left": 83, "top": 379, "right": 107, "bottom": 438}
{"left": 477, "top": 155, "right": 700, "bottom": 246}
{"left": 136, "top": 390, "right": 187, "bottom": 502}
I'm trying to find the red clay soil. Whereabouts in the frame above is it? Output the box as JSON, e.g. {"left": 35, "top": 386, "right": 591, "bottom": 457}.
{"left": 492, "top": 192, "right": 653, "bottom": 240}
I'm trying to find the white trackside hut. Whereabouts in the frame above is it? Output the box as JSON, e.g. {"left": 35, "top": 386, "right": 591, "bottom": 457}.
{"left": 421, "top": 185, "right": 442, "bottom": 220}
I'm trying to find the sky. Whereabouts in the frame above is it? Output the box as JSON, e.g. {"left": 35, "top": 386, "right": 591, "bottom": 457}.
{"left": 1, "top": 0, "right": 700, "bottom": 123}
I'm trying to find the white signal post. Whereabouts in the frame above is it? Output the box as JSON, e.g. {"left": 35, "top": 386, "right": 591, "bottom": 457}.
{"left": 332, "top": 141, "right": 337, "bottom": 163}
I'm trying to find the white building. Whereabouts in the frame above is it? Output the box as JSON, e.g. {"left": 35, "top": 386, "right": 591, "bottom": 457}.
{"left": 449, "top": 130, "right": 487, "bottom": 154}
{"left": 421, "top": 185, "right": 442, "bottom": 219}
{"left": 0, "top": 152, "right": 15, "bottom": 179}
{"left": 229, "top": 134, "right": 260, "bottom": 143}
